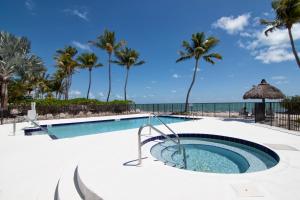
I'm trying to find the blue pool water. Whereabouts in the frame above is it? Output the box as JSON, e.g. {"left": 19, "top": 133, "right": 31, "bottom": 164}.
{"left": 150, "top": 136, "right": 279, "bottom": 174}
{"left": 45, "top": 116, "right": 190, "bottom": 139}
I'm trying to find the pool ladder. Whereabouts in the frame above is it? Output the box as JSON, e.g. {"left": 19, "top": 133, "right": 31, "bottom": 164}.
{"left": 137, "top": 113, "right": 187, "bottom": 169}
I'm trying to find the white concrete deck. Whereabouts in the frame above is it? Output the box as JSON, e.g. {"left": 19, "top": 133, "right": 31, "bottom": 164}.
{"left": 0, "top": 114, "right": 299, "bottom": 200}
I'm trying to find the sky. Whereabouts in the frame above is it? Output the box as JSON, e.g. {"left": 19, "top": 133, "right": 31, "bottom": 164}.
{"left": 1, "top": 0, "right": 300, "bottom": 103}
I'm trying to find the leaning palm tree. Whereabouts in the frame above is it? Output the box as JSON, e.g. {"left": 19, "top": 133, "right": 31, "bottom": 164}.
{"left": 77, "top": 53, "right": 103, "bottom": 99}
{"left": 261, "top": 0, "right": 300, "bottom": 68}
{"left": 89, "top": 29, "right": 125, "bottom": 102}
{"left": 54, "top": 46, "right": 78, "bottom": 100}
{"left": 112, "top": 47, "right": 145, "bottom": 101}
{"left": 176, "top": 32, "right": 222, "bottom": 112}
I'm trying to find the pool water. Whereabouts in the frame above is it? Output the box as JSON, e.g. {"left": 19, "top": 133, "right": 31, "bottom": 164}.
{"left": 46, "top": 116, "right": 190, "bottom": 139}
{"left": 151, "top": 137, "right": 279, "bottom": 174}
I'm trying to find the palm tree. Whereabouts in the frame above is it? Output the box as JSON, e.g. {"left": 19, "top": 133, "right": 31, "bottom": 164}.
{"left": 0, "top": 31, "right": 31, "bottom": 109}
{"left": 54, "top": 46, "right": 78, "bottom": 100}
{"left": 18, "top": 55, "right": 46, "bottom": 97}
{"left": 77, "top": 53, "right": 103, "bottom": 99}
{"left": 176, "top": 32, "right": 222, "bottom": 112}
{"left": 112, "top": 47, "right": 145, "bottom": 101}
{"left": 89, "top": 29, "right": 125, "bottom": 102}
{"left": 50, "top": 69, "right": 66, "bottom": 99}
{"left": 261, "top": 0, "right": 300, "bottom": 68}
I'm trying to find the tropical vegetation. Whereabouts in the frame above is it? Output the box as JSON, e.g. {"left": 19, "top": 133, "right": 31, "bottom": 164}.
{"left": 0, "top": 31, "right": 46, "bottom": 109}
{"left": 54, "top": 46, "right": 79, "bottom": 100}
{"left": 176, "top": 32, "right": 222, "bottom": 112}
{"left": 89, "top": 29, "right": 125, "bottom": 102}
{"left": 261, "top": 0, "right": 300, "bottom": 69}
{"left": 77, "top": 53, "right": 103, "bottom": 99}
{"left": 112, "top": 47, "right": 145, "bottom": 101}
{"left": 281, "top": 95, "right": 300, "bottom": 114}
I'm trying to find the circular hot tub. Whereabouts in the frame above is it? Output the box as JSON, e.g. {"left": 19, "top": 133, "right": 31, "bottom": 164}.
{"left": 148, "top": 134, "right": 279, "bottom": 174}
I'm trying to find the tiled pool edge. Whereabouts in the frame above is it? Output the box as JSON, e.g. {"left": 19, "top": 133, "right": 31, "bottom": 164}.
{"left": 23, "top": 115, "right": 196, "bottom": 139}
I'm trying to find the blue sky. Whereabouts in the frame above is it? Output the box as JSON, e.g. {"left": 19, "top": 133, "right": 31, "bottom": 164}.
{"left": 1, "top": 0, "right": 300, "bottom": 103}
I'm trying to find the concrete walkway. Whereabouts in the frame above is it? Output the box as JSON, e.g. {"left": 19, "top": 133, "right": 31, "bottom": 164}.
{"left": 0, "top": 114, "right": 299, "bottom": 200}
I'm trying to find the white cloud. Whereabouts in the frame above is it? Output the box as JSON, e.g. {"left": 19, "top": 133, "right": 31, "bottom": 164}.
{"left": 114, "top": 94, "right": 123, "bottom": 99}
{"left": 70, "top": 90, "right": 82, "bottom": 98}
{"left": 64, "top": 8, "right": 89, "bottom": 21}
{"left": 255, "top": 48, "right": 294, "bottom": 63}
{"left": 246, "top": 24, "right": 300, "bottom": 50}
{"left": 145, "top": 86, "right": 151, "bottom": 89}
{"left": 263, "top": 12, "right": 270, "bottom": 16}
{"left": 25, "top": 0, "right": 35, "bottom": 10}
{"left": 272, "top": 76, "right": 287, "bottom": 80}
{"left": 213, "top": 13, "right": 251, "bottom": 34}
{"left": 98, "top": 92, "right": 104, "bottom": 97}
{"left": 238, "top": 20, "right": 300, "bottom": 64}
{"left": 271, "top": 75, "right": 288, "bottom": 84}
{"left": 240, "top": 32, "right": 253, "bottom": 38}
{"left": 72, "top": 41, "right": 91, "bottom": 51}
{"left": 171, "top": 90, "right": 177, "bottom": 93}
{"left": 172, "top": 73, "right": 181, "bottom": 78}
{"left": 151, "top": 80, "right": 157, "bottom": 84}
{"left": 89, "top": 92, "right": 95, "bottom": 99}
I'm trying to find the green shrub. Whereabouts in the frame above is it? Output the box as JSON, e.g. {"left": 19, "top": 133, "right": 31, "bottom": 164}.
{"left": 10, "top": 98, "right": 133, "bottom": 107}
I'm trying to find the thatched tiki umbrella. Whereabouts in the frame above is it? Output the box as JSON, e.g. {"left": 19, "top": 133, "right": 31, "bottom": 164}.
{"left": 243, "top": 79, "right": 285, "bottom": 122}
{"left": 243, "top": 79, "right": 285, "bottom": 102}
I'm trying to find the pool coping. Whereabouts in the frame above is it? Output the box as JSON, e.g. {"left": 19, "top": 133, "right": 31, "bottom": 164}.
{"left": 143, "top": 133, "right": 280, "bottom": 173}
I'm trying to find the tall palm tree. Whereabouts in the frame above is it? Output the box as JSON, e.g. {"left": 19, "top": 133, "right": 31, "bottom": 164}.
{"left": 261, "top": 0, "right": 300, "bottom": 68}
{"left": 54, "top": 46, "right": 78, "bottom": 100}
{"left": 112, "top": 47, "right": 145, "bottom": 101}
{"left": 89, "top": 29, "right": 125, "bottom": 102}
{"left": 77, "top": 53, "right": 103, "bottom": 99}
{"left": 0, "top": 31, "right": 31, "bottom": 109}
{"left": 176, "top": 32, "right": 222, "bottom": 112}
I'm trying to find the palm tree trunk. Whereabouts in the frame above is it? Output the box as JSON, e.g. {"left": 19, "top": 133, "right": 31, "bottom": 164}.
{"left": 185, "top": 58, "right": 199, "bottom": 112}
{"left": 65, "top": 77, "right": 69, "bottom": 100}
{"left": 1, "top": 80, "right": 8, "bottom": 110}
{"left": 288, "top": 27, "right": 300, "bottom": 68}
{"left": 124, "top": 67, "right": 129, "bottom": 101}
{"left": 87, "top": 68, "right": 92, "bottom": 99}
{"left": 106, "top": 53, "right": 112, "bottom": 102}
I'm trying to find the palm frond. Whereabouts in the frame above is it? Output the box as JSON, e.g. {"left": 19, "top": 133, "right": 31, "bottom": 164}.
{"left": 134, "top": 60, "right": 145, "bottom": 66}
{"left": 176, "top": 54, "right": 193, "bottom": 63}
{"left": 203, "top": 56, "right": 215, "bottom": 64}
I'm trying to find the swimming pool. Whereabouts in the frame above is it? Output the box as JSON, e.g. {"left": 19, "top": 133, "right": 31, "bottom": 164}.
{"left": 27, "top": 116, "right": 191, "bottom": 139}
{"left": 149, "top": 134, "right": 279, "bottom": 174}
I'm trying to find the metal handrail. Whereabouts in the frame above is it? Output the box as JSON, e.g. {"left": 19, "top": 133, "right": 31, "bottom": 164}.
{"left": 137, "top": 114, "right": 187, "bottom": 168}
{"left": 150, "top": 114, "right": 180, "bottom": 143}
{"left": 25, "top": 117, "right": 52, "bottom": 135}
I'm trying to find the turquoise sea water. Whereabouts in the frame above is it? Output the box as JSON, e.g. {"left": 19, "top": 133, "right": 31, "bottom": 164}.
{"left": 134, "top": 102, "right": 283, "bottom": 113}
{"left": 47, "top": 116, "right": 190, "bottom": 139}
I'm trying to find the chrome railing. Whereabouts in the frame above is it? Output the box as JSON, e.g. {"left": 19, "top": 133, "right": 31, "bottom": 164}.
{"left": 137, "top": 113, "right": 187, "bottom": 168}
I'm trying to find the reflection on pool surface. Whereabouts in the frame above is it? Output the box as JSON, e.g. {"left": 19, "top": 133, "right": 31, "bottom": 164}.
{"left": 44, "top": 116, "right": 191, "bottom": 139}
